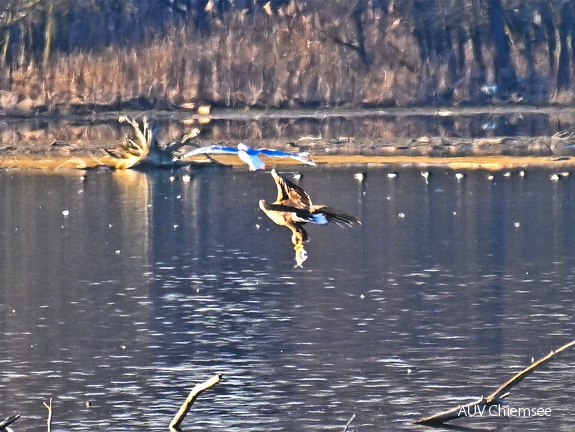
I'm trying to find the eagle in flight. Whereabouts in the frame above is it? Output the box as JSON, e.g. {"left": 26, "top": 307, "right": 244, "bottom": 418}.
{"left": 259, "top": 169, "right": 360, "bottom": 266}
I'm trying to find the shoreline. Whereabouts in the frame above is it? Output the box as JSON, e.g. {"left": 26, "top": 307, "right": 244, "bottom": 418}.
{"left": 2, "top": 154, "right": 574, "bottom": 172}
{"left": 2, "top": 106, "right": 575, "bottom": 170}
{"left": 3, "top": 103, "right": 575, "bottom": 122}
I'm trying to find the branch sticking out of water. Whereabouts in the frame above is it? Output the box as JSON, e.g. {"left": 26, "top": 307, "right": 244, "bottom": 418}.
{"left": 169, "top": 373, "right": 222, "bottom": 431}
{"left": 0, "top": 414, "right": 20, "bottom": 430}
{"left": 415, "top": 339, "right": 575, "bottom": 425}
{"left": 343, "top": 413, "right": 356, "bottom": 432}
{"left": 43, "top": 398, "right": 52, "bottom": 432}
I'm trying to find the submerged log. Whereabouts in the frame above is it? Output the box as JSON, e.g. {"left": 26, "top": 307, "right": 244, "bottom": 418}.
{"left": 415, "top": 339, "right": 575, "bottom": 425}
{"left": 169, "top": 373, "right": 222, "bottom": 431}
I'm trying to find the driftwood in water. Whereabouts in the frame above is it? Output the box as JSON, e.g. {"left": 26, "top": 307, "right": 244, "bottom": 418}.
{"left": 343, "top": 413, "right": 356, "bottom": 432}
{"left": 43, "top": 398, "right": 53, "bottom": 432}
{"left": 169, "top": 373, "right": 222, "bottom": 431}
{"left": 0, "top": 414, "right": 20, "bottom": 431}
{"left": 415, "top": 339, "right": 575, "bottom": 425}
{"left": 97, "top": 115, "right": 201, "bottom": 169}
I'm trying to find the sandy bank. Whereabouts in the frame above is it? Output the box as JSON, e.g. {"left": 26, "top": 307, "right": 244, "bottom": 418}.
{"left": 1, "top": 154, "right": 575, "bottom": 172}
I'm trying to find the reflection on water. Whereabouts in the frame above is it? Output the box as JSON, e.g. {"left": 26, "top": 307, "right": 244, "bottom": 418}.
{"left": 5, "top": 109, "right": 575, "bottom": 157}
{"left": 1, "top": 167, "right": 575, "bottom": 431}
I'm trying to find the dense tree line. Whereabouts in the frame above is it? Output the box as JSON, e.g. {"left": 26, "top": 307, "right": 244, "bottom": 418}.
{"left": 1, "top": 0, "right": 575, "bottom": 111}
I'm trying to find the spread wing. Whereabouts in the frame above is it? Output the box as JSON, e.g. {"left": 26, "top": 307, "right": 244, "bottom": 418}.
{"left": 262, "top": 203, "right": 314, "bottom": 223}
{"left": 258, "top": 149, "right": 316, "bottom": 166}
{"left": 271, "top": 169, "right": 312, "bottom": 208}
{"left": 180, "top": 145, "right": 239, "bottom": 158}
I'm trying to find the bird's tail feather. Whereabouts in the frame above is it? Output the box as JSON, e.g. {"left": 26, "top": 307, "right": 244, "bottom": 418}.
{"left": 313, "top": 207, "right": 361, "bottom": 226}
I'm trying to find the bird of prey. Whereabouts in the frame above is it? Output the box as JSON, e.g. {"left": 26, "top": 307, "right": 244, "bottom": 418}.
{"left": 259, "top": 169, "right": 361, "bottom": 249}
{"left": 178, "top": 143, "right": 316, "bottom": 171}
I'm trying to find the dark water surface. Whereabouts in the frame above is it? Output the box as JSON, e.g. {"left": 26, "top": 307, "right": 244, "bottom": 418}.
{"left": 1, "top": 166, "right": 574, "bottom": 431}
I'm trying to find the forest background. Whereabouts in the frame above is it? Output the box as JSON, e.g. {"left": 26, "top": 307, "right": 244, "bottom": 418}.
{"left": 2, "top": 0, "right": 575, "bottom": 114}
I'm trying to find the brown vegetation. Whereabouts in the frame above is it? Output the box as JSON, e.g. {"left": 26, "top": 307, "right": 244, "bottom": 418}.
{"left": 2, "top": 1, "right": 575, "bottom": 114}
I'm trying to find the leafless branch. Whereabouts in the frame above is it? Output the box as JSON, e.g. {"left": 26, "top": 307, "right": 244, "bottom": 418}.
{"left": 415, "top": 339, "right": 575, "bottom": 425}
{"left": 169, "top": 373, "right": 222, "bottom": 431}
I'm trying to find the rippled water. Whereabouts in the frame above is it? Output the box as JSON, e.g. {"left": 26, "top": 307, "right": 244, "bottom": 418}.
{"left": 1, "top": 166, "right": 574, "bottom": 431}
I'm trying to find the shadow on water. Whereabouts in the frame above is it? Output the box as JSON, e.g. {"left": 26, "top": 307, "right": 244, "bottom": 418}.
{"left": 0, "top": 166, "right": 574, "bottom": 431}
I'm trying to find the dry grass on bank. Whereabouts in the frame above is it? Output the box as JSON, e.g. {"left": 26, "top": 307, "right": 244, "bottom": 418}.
{"left": 2, "top": 4, "right": 545, "bottom": 114}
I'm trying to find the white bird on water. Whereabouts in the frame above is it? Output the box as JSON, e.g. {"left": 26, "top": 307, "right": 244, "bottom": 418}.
{"left": 178, "top": 143, "right": 316, "bottom": 171}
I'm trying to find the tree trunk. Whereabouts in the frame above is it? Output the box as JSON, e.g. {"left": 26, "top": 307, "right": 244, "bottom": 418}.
{"left": 42, "top": 0, "right": 55, "bottom": 70}
{"left": 539, "top": 3, "right": 556, "bottom": 73}
{"left": 557, "top": 2, "right": 573, "bottom": 90}
{"left": 487, "top": 0, "right": 516, "bottom": 93}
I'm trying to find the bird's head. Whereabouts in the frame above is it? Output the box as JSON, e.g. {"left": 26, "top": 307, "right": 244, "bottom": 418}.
{"left": 237, "top": 143, "right": 249, "bottom": 151}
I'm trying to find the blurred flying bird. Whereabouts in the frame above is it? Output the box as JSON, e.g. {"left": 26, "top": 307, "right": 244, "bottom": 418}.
{"left": 179, "top": 143, "right": 316, "bottom": 171}
{"left": 481, "top": 84, "right": 498, "bottom": 96}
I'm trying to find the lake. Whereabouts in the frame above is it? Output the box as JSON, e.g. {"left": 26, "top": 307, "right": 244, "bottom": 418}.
{"left": 0, "top": 164, "right": 574, "bottom": 431}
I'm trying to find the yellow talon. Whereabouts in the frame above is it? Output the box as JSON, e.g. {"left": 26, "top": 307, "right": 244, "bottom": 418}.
{"left": 294, "top": 242, "right": 304, "bottom": 251}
